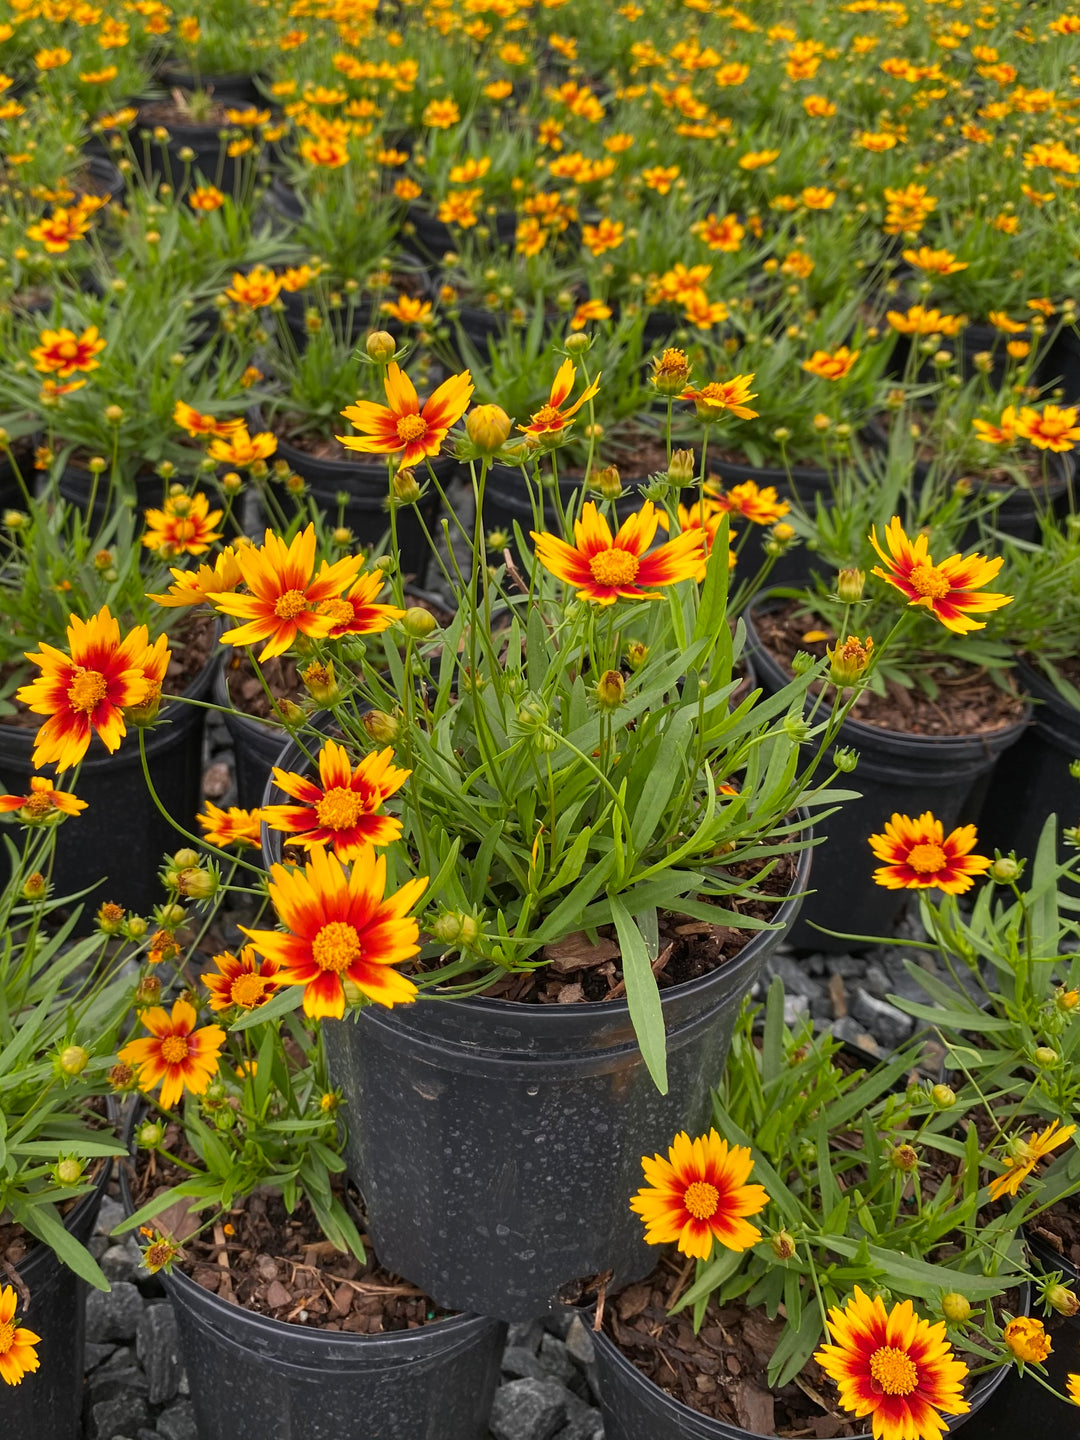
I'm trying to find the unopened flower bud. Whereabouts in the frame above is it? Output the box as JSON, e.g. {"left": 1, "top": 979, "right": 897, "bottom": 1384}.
{"left": 1033, "top": 1046, "right": 1058, "bottom": 1068}
{"left": 176, "top": 867, "right": 217, "bottom": 899}
{"left": 834, "top": 746, "right": 859, "bottom": 773}
{"left": 1055, "top": 986, "right": 1079, "bottom": 1012}
{"left": 890, "top": 1144, "right": 919, "bottom": 1173}
{"left": 3, "top": 509, "right": 25, "bottom": 529}
{"left": 771, "top": 1229, "right": 796, "bottom": 1260}
{"left": 772, "top": 426, "right": 791, "bottom": 443}
{"left": 837, "top": 567, "right": 865, "bottom": 603}
{"left": 59, "top": 1045, "right": 89, "bottom": 1076}
{"left": 365, "top": 330, "right": 397, "bottom": 361}
{"left": 393, "top": 468, "right": 421, "bottom": 503}
{"left": 989, "top": 855, "right": 1020, "bottom": 883}
{"left": 362, "top": 709, "right": 399, "bottom": 742}
{"left": 1047, "top": 1284, "right": 1079, "bottom": 1317}
{"left": 942, "top": 1292, "right": 971, "bottom": 1323}
{"left": 590, "top": 465, "right": 622, "bottom": 500}
{"left": 332, "top": 526, "right": 352, "bottom": 545}
{"left": 429, "top": 910, "right": 480, "bottom": 946}
{"left": 564, "top": 331, "right": 590, "bottom": 354}
{"left": 466, "top": 404, "right": 513, "bottom": 453}
{"left": 22, "top": 870, "right": 48, "bottom": 901}
{"left": 172, "top": 848, "right": 199, "bottom": 869}
{"left": 791, "top": 651, "right": 815, "bottom": 675}
{"left": 930, "top": 1084, "right": 956, "bottom": 1109}
{"left": 105, "top": 404, "right": 124, "bottom": 424}
{"left": 595, "top": 670, "right": 626, "bottom": 709}
{"left": 401, "top": 606, "right": 437, "bottom": 639}
{"left": 667, "top": 448, "right": 695, "bottom": 483}
{"left": 55, "top": 1157, "right": 84, "bottom": 1186}
{"left": 136, "top": 974, "right": 162, "bottom": 1004}
{"left": 301, "top": 661, "right": 341, "bottom": 706}
{"left": 625, "top": 640, "right": 649, "bottom": 670}
{"left": 783, "top": 714, "right": 811, "bottom": 742}
{"left": 772, "top": 522, "right": 795, "bottom": 545}
{"left": 137, "top": 1120, "right": 164, "bottom": 1149}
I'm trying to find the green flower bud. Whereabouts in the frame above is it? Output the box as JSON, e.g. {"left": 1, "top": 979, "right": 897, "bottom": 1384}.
{"left": 930, "top": 1084, "right": 956, "bottom": 1109}
{"left": 59, "top": 1045, "right": 89, "bottom": 1076}
{"left": 941, "top": 1292, "right": 971, "bottom": 1323}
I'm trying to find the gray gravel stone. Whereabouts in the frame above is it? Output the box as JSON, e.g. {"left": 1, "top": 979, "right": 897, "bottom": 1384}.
{"left": 506, "top": 1320, "right": 545, "bottom": 1354}
{"left": 84, "top": 1342, "right": 117, "bottom": 1370}
{"left": 783, "top": 993, "right": 808, "bottom": 1026}
{"left": 825, "top": 956, "right": 864, "bottom": 978}
{"left": 553, "top": 1415, "right": 604, "bottom": 1440}
{"left": 88, "top": 1283, "right": 145, "bottom": 1343}
{"left": 90, "top": 1392, "right": 150, "bottom": 1439}
{"left": 563, "top": 1314, "right": 595, "bottom": 1370}
{"left": 502, "top": 1346, "right": 549, "bottom": 1383}
{"left": 766, "top": 954, "right": 825, "bottom": 1002}
{"left": 851, "top": 991, "right": 914, "bottom": 1049}
{"left": 88, "top": 1365, "right": 149, "bottom": 1406}
{"left": 102, "top": 1239, "right": 145, "bottom": 1286}
{"left": 538, "top": 1334, "right": 578, "bottom": 1387}
{"left": 95, "top": 1194, "right": 126, "bottom": 1239}
{"left": 156, "top": 1399, "right": 198, "bottom": 1440}
{"left": 138, "top": 1302, "right": 183, "bottom": 1406}
{"left": 489, "top": 1378, "right": 569, "bottom": 1440}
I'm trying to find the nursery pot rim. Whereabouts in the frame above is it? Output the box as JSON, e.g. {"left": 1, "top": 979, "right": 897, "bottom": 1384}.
{"left": 117, "top": 1104, "right": 496, "bottom": 1353}
{"left": 745, "top": 589, "right": 1030, "bottom": 751}
{"left": 589, "top": 1286, "right": 1022, "bottom": 1440}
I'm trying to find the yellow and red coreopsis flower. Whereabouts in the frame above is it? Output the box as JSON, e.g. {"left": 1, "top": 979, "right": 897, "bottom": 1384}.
{"left": 973, "top": 407, "right": 1018, "bottom": 446}
{"left": 210, "top": 525, "right": 364, "bottom": 661}
{"left": 519, "top": 358, "right": 601, "bottom": 437}
{"left": 31, "top": 325, "right": 106, "bottom": 378}
{"left": 902, "top": 246, "right": 968, "bottom": 275}
{"left": 17, "top": 608, "right": 160, "bottom": 771}
{"left": 206, "top": 424, "right": 277, "bottom": 468}
{"left": 117, "top": 998, "right": 226, "bottom": 1109}
{"left": 188, "top": 185, "right": 225, "bottom": 211}
{"left": 870, "top": 517, "right": 1011, "bottom": 634}
{"left": 142, "top": 491, "right": 223, "bottom": 558}
{"left": 338, "top": 363, "right": 473, "bottom": 466}
{"left": 262, "top": 740, "right": 410, "bottom": 860}
{"left": 148, "top": 545, "right": 245, "bottom": 609}
{"left": 886, "top": 305, "right": 965, "bottom": 338}
{"left": 681, "top": 374, "right": 759, "bottom": 421}
{"left": 0, "top": 774, "right": 87, "bottom": 822}
{"left": 532, "top": 501, "right": 705, "bottom": 605}
{"left": 201, "top": 945, "right": 280, "bottom": 1012}
{"left": 1014, "top": 405, "right": 1080, "bottom": 452}
{"left": 197, "top": 802, "right": 264, "bottom": 849}
{"left": 380, "top": 294, "right": 433, "bottom": 325}
{"left": 869, "top": 813, "right": 992, "bottom": 894}
{"left": 224, "top": 265, "right": 281, "bottom": 308}
{"left": 815, "top": 1288, "right": 970, "bottom": 1440}
{"left": 242, "top": 844, "right": 427, "bottom": 1019}
{"left": 672, "top": 500, "right": 737, "bottom": 580}
{"left": 26, "top": 205, "right": 92, "bottom": 252}
{"left": 1067, "top": 1373, "right": 1080, "bottom": 1406}
{"left": 581, "top": 218, "right": 624, "bottom": 255}
{"left": 630, "top": 1129, "right": 769, "bottom": 1260}
{"left": 802, "top": 346, "right": 859, "bottom": 380}
{"left": 1003, "top": 1317, "right": 1052, "bottom": 1365}
{"left": 706, "top": 479, "right": 790, "bottom": 526}
{"left": 173, "top": 401, "right": 243, "bottom": 440}
{"left": 987, "top": 1121, "right": 1077, "bottom": 1202}
{"left": 0, "top": 1284, "right": 40, "bottom": 1386}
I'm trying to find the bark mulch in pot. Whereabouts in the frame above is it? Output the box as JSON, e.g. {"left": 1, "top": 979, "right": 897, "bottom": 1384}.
{"left": 131, "top": 1141, "right": 452, "bottom": 1334}
{"left": 754, "top": 602, "right": 1025, "bottom": 737}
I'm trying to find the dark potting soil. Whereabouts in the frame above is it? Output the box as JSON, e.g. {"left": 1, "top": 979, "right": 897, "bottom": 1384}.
{"left": 602, "top": 1257, "right": 1019, "bottom": 1437}
{"left": 222, "top": 651, "right": 301, "bottom": 723}
{"left": 1029, "top": 1198, "right": 1080, "bottom": 1274}
{"left": 131, "top": 1142, "right": 451, "bottom": 1334}
{"left": 137, "top": 99, "right": 231, "bottom": 128}
{"left": 472, "top": 852, "right": 799, "bottom": 1005}
{"left": 602, "top": 1255, "right": 863, "bottom": 1436}
{"left": 755, "top": 602, "right": 1025, "bottom": 737}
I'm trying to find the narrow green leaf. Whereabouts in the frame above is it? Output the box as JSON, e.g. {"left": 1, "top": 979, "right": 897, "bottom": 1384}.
{"left": 610, "top": 894, "right": 668, "bottom": 1094}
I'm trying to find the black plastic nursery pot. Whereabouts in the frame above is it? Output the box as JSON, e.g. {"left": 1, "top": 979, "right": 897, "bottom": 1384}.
{"left": 744, "top": 597, "right": 1028, "bottom": 953}
{"left": 269, "top": 431, "right": 448, "bottom": 586}
{"left": 116, "top": 1122, "right": 505, "bottom": 1440}
{"left": 0, "top": 654, "right": 216, "bottom": 925}
{"left": 154, "top": 64, "right": 265, "bottom": 105}
{"left": 308, "top": 845, "right": 812, "bottom": 1323}
{"left": 6, "top": 1169, "right": 109, "bottom": 1440}
{"left": 977, "top": 658, "right": 1080, "bottom": 869}
{"left": 1042, "top": 325, "right": 1080, "bottom": 406}
{"left": 130, "top": 115, "right": 246, "bottom": 197}
{"left": 56, "top": 463, "right": 169, "bottom": 533}
{"left": 705, "top": 454, "right": 835, "bottom": 590}
{"left": 213, "top": 658, "right": 287, "bottom": 812}
{"left": 401, "top": 204, "right": 517, "bottom": 262}
{"left": 154, "top": 1265, "right": 505, "bottom": 1440}
{"left": 590, "top": 1309, "right": 1018, "bottom": 1440}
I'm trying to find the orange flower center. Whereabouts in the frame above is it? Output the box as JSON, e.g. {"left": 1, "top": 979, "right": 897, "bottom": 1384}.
{"left": 319, "top": 598, "right": 354, "bottom": 626}
{"left": 683, "top": 1180, "right": 720, "bottom": 1219}
{"left": 396, "top": 413, "right": 428, "bottom": 443}
{"left": 230, "top": 973, "right": 269, "bottom": 1008}
{"left": 311, "top": 920, "right": 362, "bottom": 973}
{"left": 0, "top": 1319, "right": 14, "bottom": 1355}
{"left": 57, "top": 339, "right": 78, "bottom": 359}
{"left": 171, "top": 519, "right": 197, "bottom": 541}
{"left": 589, "top": 549, "right": 640, "bottom": 588}
{"left": 160, "top": 1034, "right": 190, "bottom": 1063}
{"left": 274, "top": 588, "right": 309, "bottom": 620}
{"left": 315, "top": 786, "right": 368, "bottom": 831}
{"left": 22, "top": 791, "right": 54, "bottom": 816}
{"left": 532, "top": 404, "right": 562, "bottom": 427}
{"left": 869, "top": 1345, "right": 919, "bottom": 1397}
{"left": 907, "top": 841, "right": 947, "bottom": 875}
{"left": 907, "top": 562, "right": 951, "bottom": 600}
{"left": 67, "top": 667, "right": 108, "bottom": 713}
